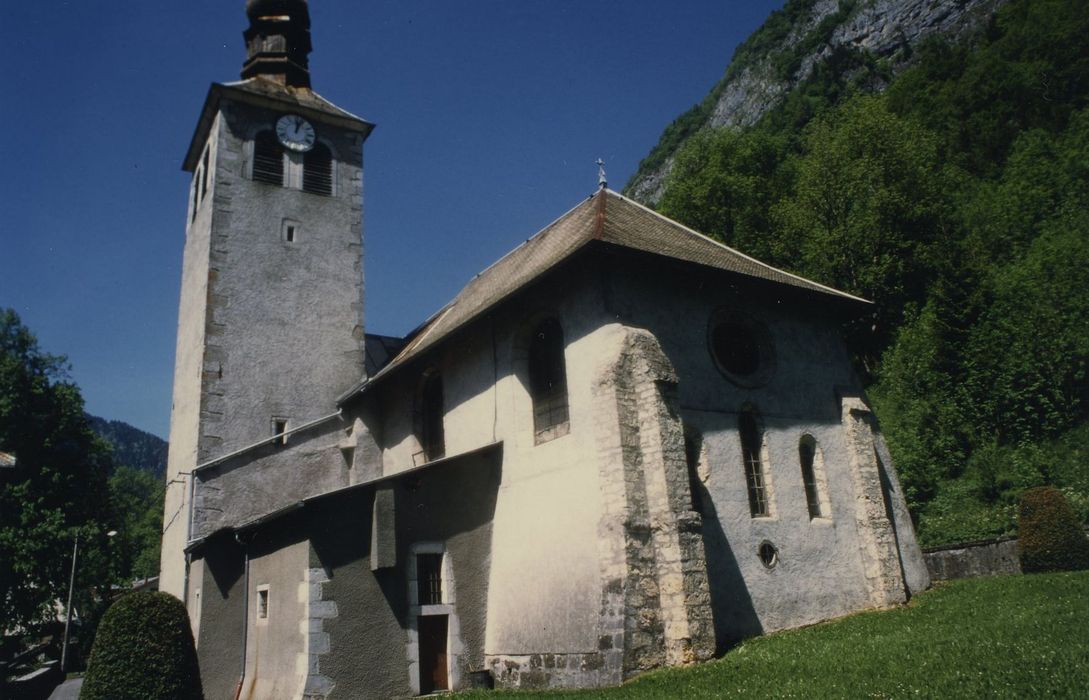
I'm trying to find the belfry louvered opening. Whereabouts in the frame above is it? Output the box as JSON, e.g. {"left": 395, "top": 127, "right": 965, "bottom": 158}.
{"left": 303, "top": 142, "right": 334, "bottom": 195}
{"left": 253, "top": 131, "right": 284, "bottom": 185}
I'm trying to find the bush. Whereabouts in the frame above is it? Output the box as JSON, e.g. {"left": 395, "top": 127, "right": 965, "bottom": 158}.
{"left": 81, "top": 591, "right": 203, "bottom": 700}
{"left": 1018, "top": 486, "right": 1089, "bottom": 573}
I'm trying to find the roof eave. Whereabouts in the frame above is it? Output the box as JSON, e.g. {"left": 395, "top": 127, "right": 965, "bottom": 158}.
{"left": 186, "top": 442, "right": 503, "bottom": 552}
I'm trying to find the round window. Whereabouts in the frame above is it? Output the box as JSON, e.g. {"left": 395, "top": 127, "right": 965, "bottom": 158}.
{"left": 711, "top": 321, "right": 760, "bottom": 375}
{"left": 708, "top": 310, "right": 775, "bottom": 388}
{"left": 758, "top": 541, "right": 779, "bottom": 569}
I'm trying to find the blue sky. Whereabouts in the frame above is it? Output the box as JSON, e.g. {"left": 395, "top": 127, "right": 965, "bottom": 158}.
{"left": 0, "top": 1, "right": 783, "bottom": 439}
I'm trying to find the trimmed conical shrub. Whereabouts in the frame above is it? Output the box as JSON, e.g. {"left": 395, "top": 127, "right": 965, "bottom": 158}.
{"left": 81, "top": 591, "right": 203, "bottom": 700}
{"left": 1017, "top": 486, "right": 1089, "bottom": 573}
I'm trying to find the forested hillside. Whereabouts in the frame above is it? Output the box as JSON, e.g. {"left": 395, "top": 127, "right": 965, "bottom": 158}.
{"left": 636, "top": 0, "right": 1089, "bottom": 545}
{"left": 87, "top": 414, "right": 167, "bottom": 478}
{"left": 626, "top": 0, "right": 1008, "bottom": 203}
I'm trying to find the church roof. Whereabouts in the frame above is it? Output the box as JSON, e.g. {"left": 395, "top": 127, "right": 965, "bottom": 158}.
{"left": 340, "top": 189, "right": 869, "bottom": 402}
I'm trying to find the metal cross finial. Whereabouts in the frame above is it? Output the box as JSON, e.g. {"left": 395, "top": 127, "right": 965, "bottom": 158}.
{"left": 596, "top": 158, "right": 607, "bottom": 190}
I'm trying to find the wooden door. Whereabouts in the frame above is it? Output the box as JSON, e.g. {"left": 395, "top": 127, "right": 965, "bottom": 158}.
{"left": 418, "top": 614, "right": 448, "bottom": 694}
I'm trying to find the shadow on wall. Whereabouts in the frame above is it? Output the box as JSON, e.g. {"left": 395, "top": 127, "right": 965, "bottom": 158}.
{"left": 205, "top": 532, "right": 244, "bottom": 599}
{"left": 695, "top": 479, "right": 762, "bottom": 653}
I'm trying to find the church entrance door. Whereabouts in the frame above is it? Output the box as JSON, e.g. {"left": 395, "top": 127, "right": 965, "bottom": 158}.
{"left": 418, "top": 614, "right": 448, "bottom": 693}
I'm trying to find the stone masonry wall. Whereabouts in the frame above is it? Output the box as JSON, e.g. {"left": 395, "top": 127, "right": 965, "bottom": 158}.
{"left": 840, "top": 394, "right": 907, "bottom": 607}
{"left": 592, "top": 327, "right": 715, "bottom": 679}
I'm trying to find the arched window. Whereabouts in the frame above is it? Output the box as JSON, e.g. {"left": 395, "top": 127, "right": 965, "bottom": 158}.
{"left": 739, "top": 408, "right": 770, "bottom": 517}
{"left": 253, "top": 131, "right": 284, "bottom": 185}
{"left": 303, "top": 142, "right": 334, "bottom": 196}
{"left": 528, "top": 318, "right": 569, "bottom": 443}
{"left": 418, "top": 371, "right": 445, "bottom": 461}
{"left": 799, "top": 435, "right": 822, "bottom": 519}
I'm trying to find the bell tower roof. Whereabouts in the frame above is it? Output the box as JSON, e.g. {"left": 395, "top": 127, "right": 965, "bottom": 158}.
{"left": 242, "top": 0, "right": 312, "bottom": 88}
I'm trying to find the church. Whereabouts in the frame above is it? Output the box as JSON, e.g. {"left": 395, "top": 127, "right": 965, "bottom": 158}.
{"left": 159, "top": 2, "right": 929, "bottom": 698}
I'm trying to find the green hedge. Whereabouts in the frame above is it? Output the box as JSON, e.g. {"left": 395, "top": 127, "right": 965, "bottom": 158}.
{"left": 81, "top": 591, "right": 203, "bottom": 700}
{"left": 1018, "top": 486, "right": 1089, "bottom": 573}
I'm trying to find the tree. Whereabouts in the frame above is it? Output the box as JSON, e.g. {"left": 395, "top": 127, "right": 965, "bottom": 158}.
{"left": 109, "top": 465, "right": 165, "bottom": 583}
{"left": 659, "top": 128, "right": 791, "bottom": 263}
{"left": 81, "top": 592, "right": 203, "bottom": 700}
{"left": 0, "top": 309, "right": 114, "bottom": 633}
{"left": 773, "top": 96, "right": 955, "bottom": 365}
{"left": 1018, "top": 486, "right": 1089, "bottom": 573}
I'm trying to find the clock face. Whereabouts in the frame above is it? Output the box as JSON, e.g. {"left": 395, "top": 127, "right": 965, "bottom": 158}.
{"left": 275, "top": 114, "right": 316, "bottom": 152}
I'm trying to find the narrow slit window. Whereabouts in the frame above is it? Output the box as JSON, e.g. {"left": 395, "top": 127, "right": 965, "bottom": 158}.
{"left": 419, "top": 372, "right": 445, "bottom": 461}
{"left": 529, "top": 318, "right": 569, "bottom": 443}
{"left": 281, "top": 219, "right": 301, "bottom": 243}
{"left": 739, "top": 409, "right": 769, "bottom": 517}
{"left": 256, "top": 586, "right": 269, "bottom": 620}
{"left": 302, "top": 142, "right": 334, "bottom": 196}
{"left": 799, "top": 435, "right": 822, "bottom": 519}
{"left": 253, "top": 131, "right": 284, "bottom": 185}
{"left": 200, "top": 147, "right": 210, "bottom": 202}
{"left": 272, "top": 418, "right": 288, "bottom": 447}
{"left": 416, "top": 553, "right": 444, "bottom": 606}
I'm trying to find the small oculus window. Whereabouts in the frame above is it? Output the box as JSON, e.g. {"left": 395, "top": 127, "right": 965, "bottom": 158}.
{"left": 708, "top": 309, "right": 775, "bottom": 388}
{"left": 758, "top": 541, "right": 778, "bottom": 569}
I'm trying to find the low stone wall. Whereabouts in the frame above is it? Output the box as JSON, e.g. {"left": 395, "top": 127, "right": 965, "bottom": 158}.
{"left": 923, "top": 538, "right": 1020, "bottom": 581}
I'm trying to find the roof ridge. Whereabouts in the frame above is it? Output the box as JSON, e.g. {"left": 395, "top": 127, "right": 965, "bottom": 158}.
{"left": 466, "top": 190, "right": 601, "bottom": 283}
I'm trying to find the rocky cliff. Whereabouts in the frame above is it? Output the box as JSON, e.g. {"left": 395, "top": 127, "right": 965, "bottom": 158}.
{"left": 625, "top": 0, "right": 1008, "bottom": 205}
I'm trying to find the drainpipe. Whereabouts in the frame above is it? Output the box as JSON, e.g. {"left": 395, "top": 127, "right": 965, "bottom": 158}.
{"left": 233, "top": 536, "right": 250, "bottom": 700}
{"left": 182, "top": 470, "right": 198, "bottom": 610}
{"left": 183, "top": 551, "right": 191, "bottom": 607}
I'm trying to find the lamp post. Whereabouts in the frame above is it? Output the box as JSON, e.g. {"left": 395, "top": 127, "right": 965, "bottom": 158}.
{"left": 61, "top": 529, "right": 116, "bottom": 673}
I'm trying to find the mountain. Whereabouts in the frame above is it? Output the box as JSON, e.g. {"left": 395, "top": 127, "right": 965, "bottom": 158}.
{"left": 625, "top": 0, "right": 1008, "bottom": 204}
{"left": 87, "top": 414, "right": 168, "bottom": 479}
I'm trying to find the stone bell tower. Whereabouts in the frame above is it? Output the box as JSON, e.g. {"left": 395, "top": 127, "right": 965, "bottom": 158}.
{"left": 160, "top": 0, "right": 374, "bottom": 597}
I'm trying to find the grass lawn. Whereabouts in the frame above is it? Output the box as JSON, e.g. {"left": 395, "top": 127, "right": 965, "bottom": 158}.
{"left": 456, "top": 571, "right": 1089, "bottom": 698}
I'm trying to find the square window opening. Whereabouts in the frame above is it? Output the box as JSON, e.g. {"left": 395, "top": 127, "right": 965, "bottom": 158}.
{"left": 416, "top": 553, "right": 444, "bottom": 606}
{"left": 281, "top": 220, "right": 301, "bottom": 244}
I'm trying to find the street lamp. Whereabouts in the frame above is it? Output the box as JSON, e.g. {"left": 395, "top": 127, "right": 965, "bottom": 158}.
{"left": 61, "top": 529, "right": 116, "bottom": 672}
